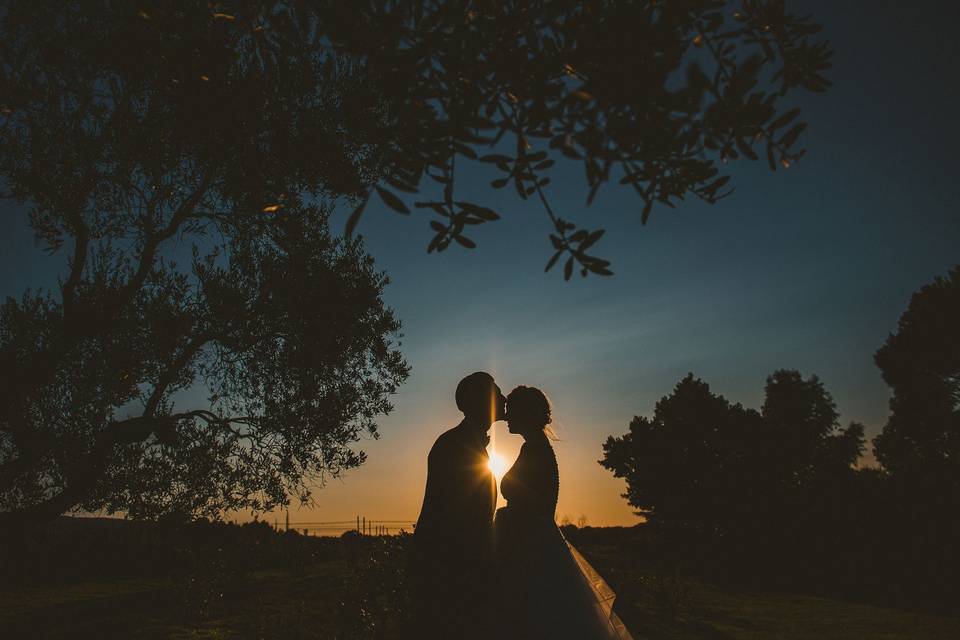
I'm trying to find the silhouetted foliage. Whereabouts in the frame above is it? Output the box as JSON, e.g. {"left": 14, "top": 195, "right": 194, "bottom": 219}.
{"left": 761, "top": 370, "right": 866, "bottom": 481}
{"left": 870, "top": 265, "right": 960, "bottom": 603}
{"left": 325, "top": 0, "right": 834, "bottom": 279}
{"left": 873, "top": 265, "right": 960, "bottom": 482}
{"left": 600, "top": 370, "right": 865, "bottom": 580}
{"left": 0, "top": 2, "right": 409, "bottom": 525}
{"left": 0, "top": 1, "right": 833, "bottom": 280}
{"left": 599, "top": 374, "right": 762, "bottom": 537}
{"left": 9, "top": 517, "right": 957, "bottom": 637}
{"left": 597, "top": 271, "right": 960, "bottom": 605}
{"left": 0, "top": 516, "right": 340, "bottom": 589}
{"left": 337, "top": 533, "right": 414, "bottom": 638}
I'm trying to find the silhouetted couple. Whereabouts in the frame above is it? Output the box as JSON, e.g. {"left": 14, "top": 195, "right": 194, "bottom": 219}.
{"left": 411, "top": 372, "right": 632, "bottom": 639}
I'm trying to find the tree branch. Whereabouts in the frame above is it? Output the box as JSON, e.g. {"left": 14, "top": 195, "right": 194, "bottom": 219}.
{"left": 696, "top": 24, "right": 800, "bottom": 168}
{"left": 60, "top": 172, "right": 98, "bottom": 317}
{"left": 119, "top": 173, "right": 213, "bottom": 305}
{"left": 0, "top": 175, "right": 214, "bottom": 426}
{"left": 0, "top": 410, "right": 212, "bottom": 527}
{"left": 143, "top": 332, "right": 212, "bottom": 417}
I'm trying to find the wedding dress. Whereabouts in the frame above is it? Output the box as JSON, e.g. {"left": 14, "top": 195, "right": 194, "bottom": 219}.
{"left": 493, "top": 432, "right": 633, "bottom": 639}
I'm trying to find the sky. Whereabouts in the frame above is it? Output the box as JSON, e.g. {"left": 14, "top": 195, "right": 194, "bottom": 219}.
{"left": 1, "top": 1, "right": 958, "bottom": 530}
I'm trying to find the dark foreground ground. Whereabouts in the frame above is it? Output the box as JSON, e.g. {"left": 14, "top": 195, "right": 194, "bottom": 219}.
{"left": 1, "top": 519, "right": 958, "bottom": 639}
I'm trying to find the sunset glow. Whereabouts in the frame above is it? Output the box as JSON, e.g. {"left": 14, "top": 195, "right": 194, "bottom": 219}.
{"left": 488, "top": 451, "right": 509, "bottom": 481}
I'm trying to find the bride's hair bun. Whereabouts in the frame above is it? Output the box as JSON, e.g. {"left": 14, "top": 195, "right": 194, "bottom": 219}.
{"left": 506, "top": 385, "right": 552, "bottom": 428}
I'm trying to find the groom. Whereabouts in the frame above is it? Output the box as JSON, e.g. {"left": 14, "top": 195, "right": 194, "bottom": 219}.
{"left": 411, "top": 371, "right": 506, "bottom": 638}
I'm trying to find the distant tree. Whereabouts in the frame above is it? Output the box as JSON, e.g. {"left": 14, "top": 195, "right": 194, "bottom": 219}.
{"left": 600, "top": 371, "right": 864, "bottom": 542}
{"left": 600, "top": 374, "right": 762, "bottom": 536}
{"left": 873, "top": 266, "right": 960, "bottom": 482}
{"left": 759, "top": 370, "right": 865, "bottom": 492}
{"left": 0, "top": 3, "right": 409, "bottom": 524}
{"left": 1, "top": 1, "right": 834, "bottom": 279}
{"left": 871, "top": 267, "right": 960, "bottom": 595}
{"left": 755, "top": 370, "right": 865, "bottom": 569}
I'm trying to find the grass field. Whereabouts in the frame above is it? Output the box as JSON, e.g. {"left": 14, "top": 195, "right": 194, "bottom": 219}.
{"left": 3, "top": 539, "right": 958, "bottom": 639}
{"left": 607, "top": 572, "right": 960, "bottom": 640}
{"left": 578, "top": 542, "right": 960, "bottom": 640}
{"left": 1, "top": 565, "right": 348, "bottom": 639}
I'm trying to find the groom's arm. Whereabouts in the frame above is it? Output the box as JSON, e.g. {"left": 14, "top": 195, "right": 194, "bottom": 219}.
{"left": 422, "top": 434, "right": 494, "bottom": 544}
{"left": 436, "top": 443, "right": 487, "bottom": 530}
{"left": 461, "top": 447, "right": 496, "bottom": 536}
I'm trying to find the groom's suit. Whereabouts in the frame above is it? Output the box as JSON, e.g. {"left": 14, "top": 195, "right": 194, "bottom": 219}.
{"left": 412, "top": 421, "right": 497, "bottom": 637}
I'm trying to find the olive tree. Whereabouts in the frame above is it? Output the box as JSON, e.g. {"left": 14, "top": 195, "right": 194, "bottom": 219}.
{"left": 5, "top": 1, "right": 833, "bottom": 279}
{"left": 0, "top": 2, "right": 408, "bottom": 523}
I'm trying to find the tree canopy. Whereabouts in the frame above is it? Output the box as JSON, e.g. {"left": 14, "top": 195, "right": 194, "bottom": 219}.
{"left": 2, "top": 1, "right": 833, "bottom": 278}
{"left": 599, "top": 370, "right": 864, "bottom": 539}
{"left": 873, "top": 265, "right": 960, "bottom": 483}
{"left": 870, "top": 265, "right": 960, "bottom": 596}
{"left": 598, "top": 374, "right": 761, "bottom": 535}
{"left": 0, "top": 2, "right": 409, "bottom": 523}
{"left": 325, "top": 0, "right": 833, "bottom": 278}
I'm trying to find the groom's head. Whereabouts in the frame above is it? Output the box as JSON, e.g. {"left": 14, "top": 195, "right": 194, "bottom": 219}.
{"left": 456, "top": 372, "right": 506, "bottom": 425}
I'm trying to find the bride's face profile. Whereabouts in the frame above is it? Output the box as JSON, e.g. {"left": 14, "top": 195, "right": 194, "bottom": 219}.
{"left": 505, "top": 407, "right": 536, "bottom": 436}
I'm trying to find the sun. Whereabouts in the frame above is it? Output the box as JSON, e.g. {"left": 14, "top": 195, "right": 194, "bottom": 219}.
{"left": 488, "top": 451, "right": 509, "bottom": 481}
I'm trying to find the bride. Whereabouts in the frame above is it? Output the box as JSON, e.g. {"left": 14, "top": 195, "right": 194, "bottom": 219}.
{"left": 494, "top": 386, "right": 633, "bottom": 640}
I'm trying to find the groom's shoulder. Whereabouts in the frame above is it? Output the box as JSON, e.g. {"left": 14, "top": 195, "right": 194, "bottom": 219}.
{"left": 429, "top": 425, "right": 465, "bottom": 456}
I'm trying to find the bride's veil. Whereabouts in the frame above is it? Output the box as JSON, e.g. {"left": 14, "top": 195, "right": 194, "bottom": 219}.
{"left": 564, "top": 537, "right": 634, "bottom": 639}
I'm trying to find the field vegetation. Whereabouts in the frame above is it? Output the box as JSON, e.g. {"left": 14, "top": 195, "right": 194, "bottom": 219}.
{"left": 2, "top": 518, "right": 958, "bottom": 639}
